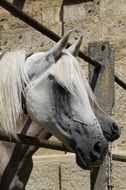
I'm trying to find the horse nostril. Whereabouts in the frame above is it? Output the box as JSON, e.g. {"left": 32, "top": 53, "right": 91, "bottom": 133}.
{"left": 90, "top": 142, "right": 102, "bottom": 162}
{"left": 111, "top": 123, "right": 120, "bottom": 140}
{"left": 112, "top": 123, "right": 118, "bottom": 132}
{"left": 94, "top": 142, "right": 102, "bottom": 154}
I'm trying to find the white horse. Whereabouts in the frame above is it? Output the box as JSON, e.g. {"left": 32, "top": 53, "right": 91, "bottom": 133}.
{"left": 0, "top": 32, "right": 120, "bottom": 189}
{"left": 0, "top": 31, "right": 108, "bottom": 169}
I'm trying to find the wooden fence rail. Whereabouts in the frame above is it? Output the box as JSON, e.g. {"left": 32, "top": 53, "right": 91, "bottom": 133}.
{"left": 0, "top": 132, "right": 126, "bottom": 162}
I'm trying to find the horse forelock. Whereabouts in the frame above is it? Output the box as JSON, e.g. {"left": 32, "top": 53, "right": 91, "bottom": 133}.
{"left": 0, "top": 50, "right": 29, "bottom": 137}
{"left": 54, "top": 50, "right": 95, "bottom": 105}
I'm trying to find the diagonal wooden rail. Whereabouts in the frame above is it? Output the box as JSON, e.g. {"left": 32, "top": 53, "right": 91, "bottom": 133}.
{"left": 0, "top": 0, "right": 126, "bottom": 90}
{"left": 0, "top": 132, "right": 70, "bottom": 152}
{"left": 0, "top": 132, "right": 125, "bottom": 162}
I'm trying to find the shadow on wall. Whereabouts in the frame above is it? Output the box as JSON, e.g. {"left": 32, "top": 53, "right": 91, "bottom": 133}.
{"left": 64, "top": 0, "right": 93, "bottom": 5}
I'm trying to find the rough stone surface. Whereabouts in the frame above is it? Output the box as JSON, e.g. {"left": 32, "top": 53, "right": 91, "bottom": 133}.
{"left": 26, "top": 154, "right": 90, "bottom": 190}
{"left": 112, "top": 160, "right": 126, "bottom": 190}
{"left": 26, "top": 155, "right": 60, "bottom": 190}
{"left": 60, "top": 155, "right": 90, "bottom": 190}
{"left": 26, "top": 154, "right": 126, "bottom": 190}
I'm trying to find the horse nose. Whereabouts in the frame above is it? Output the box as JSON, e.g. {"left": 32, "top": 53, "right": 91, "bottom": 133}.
{"left": 111, "top": 122, "right": 120, "bottom": 139}
{"left": 94, "top": 142, "right": 103, "bottom": 154}
{"left": 91, "top": 141, "right": 107, "bottom": 162}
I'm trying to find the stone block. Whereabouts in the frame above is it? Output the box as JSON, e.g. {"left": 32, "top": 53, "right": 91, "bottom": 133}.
{"left": 0, "top": 23, "right": 61, "bottom": 52}
{"left": 112, "top": 160, "right": 126, "bottom": 190}
{"left": 100, "top": 0, "right": 126, "bottom": 17}
{"left": 63, "top": 1, "right": 101, "bottom": 45}
{"left": 100, "top": 16, "right": 126, "bottom": 41}
{"left": 23, "top": 0, "right": 63, "bottom": 27}
{"left": 27, "top": 154, "right": 90, "bottom": 190}
{"left": 64, "top": 0, "right": 100, "bottom": 22}
{"left": 26, "top": 155, "right": 61, "bottom": 190}
{"left": 64, "top": 17, "right": 101, "bottom": 46}
{"left": 60, "top": 154, "right": 90, "bottom": 190}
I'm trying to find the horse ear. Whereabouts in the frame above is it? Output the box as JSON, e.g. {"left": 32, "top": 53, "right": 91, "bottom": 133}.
{"left": 68, "top": 35, "right": 83, "bottom": 57}
{"left": 48, "top": 30, "right": 72, "bottom": 60}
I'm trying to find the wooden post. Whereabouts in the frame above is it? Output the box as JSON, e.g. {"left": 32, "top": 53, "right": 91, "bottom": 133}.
{"left": 88, "top": 42, "right": 115, "bottom": 190}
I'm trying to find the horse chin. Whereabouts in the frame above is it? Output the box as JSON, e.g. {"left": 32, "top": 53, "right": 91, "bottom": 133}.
{"left": 75, "top": 148, "right": 103, "bottom": 170}
{"left": 75, "top": 150, "right": 89, "bottom": 170}
{"left": 76, "top": 154, "right": 102, "bottom": 170}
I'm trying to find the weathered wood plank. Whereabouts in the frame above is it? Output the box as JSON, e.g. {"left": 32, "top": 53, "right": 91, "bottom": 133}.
{"left": 89, "top": 42, "right": 115, "bottom": 190}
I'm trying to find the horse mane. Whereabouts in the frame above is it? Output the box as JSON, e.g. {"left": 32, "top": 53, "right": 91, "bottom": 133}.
{"left": 55, "top": 50, "right": 95, "bottom": 105}
{"left": 0, "top": 50, "right": 29, "bottom": 137}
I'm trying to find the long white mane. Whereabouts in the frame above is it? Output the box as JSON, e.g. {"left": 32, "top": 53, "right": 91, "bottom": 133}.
{"left": 0, "top": 51, "right": 28, "bottom": 137}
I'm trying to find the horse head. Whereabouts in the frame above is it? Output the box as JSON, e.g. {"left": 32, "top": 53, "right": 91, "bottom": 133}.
{"left": 25, "top": 32, "right": 108, "bottom": 170}
{"left": 68, "top": 36, "right": 120, "bottom": 143}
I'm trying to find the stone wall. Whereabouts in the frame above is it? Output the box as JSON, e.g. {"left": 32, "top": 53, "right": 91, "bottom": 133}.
{"left": 26, "top": 154, "right": 90, "bottom": 190}
{"left": 0, "top": 0, "right": 126, "bottom": 189}
{"left": 26, "top": 154, "right": 126, "bottom": 190}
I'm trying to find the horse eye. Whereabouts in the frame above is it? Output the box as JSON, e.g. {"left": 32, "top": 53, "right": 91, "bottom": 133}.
{"left": 75, "top": 128, "right": 81, "bottom": 134}
{"left": 48, "top": 74, "right": 54, "bottom": 80}
{"left": 52, "top": 107, "right": 55, "bottom": 111}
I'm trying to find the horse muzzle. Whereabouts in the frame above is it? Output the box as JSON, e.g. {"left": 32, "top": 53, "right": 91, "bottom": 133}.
{"left": 103, "top": 122, "right": 121, "bottom": 142}
{"left": 75, "top": 138, "right": 108, "bottom": 170}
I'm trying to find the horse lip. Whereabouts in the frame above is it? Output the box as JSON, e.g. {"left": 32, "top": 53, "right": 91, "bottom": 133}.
{"left": 76, "top": 149, "right": 104, "bottom": 170}
{"left": 103, "top": 131, "right": 114, "bottom": 142}
{"left": 103, "top": 131, "right": 118, "bottom": 142}
{"left": 75, "top": 149, "right": 88, "bottom": 169}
